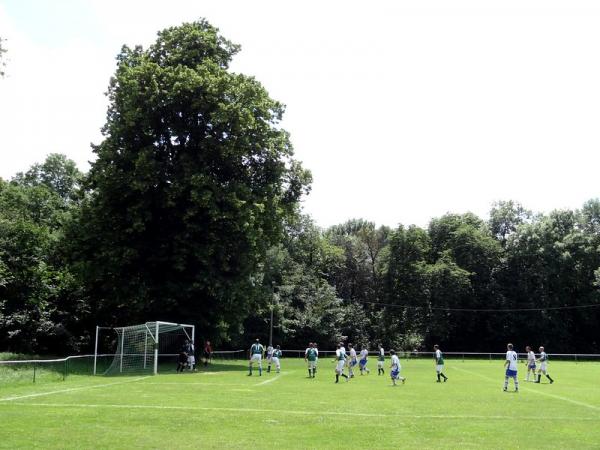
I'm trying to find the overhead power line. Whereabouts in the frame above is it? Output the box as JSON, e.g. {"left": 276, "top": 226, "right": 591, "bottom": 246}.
{"left": 359, "top": 301, "right": 600, "bottom": 313}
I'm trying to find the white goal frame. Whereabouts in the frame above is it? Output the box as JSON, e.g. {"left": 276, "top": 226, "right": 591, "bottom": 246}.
{"left": 93, "top": 321, "right": 195, "bottom": 375}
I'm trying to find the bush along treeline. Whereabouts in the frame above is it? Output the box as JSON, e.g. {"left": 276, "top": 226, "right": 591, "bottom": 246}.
{"left": 1, "top": 20, "right": 600, "bottom": 355}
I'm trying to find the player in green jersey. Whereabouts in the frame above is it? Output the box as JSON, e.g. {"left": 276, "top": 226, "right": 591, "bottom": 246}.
{"left": 272, "top": 345, "right": 282, "bottom": 373}
{"left": 248, "top": 338, "right": 264, "bottom": 376}
{"left": 433, "top": 345, "right": 448, "bottom": 382}
{"left": 305, "top": 342, "right": 318, "bottom": 378}
{"left": 377, "top": 344, "right": 385, "bottom": 375}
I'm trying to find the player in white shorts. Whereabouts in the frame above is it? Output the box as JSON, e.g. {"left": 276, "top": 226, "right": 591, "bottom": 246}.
{"left": 248, "top": 339, "right": 264, "bottom": 376}
{"left": 334, "top": 343, "right": 349, "bottom": 383}
{"left": 305, "top": 342, "right": 318, "bottom": 378}
{"left": 347, "top": 344, "right": 358, "bottom": 378}
{"left": 389, "top": 350, "right": 405, "bottom": 386}
{"left": 186, "top": 340, "right": 196, "bottom": 371}
{"left": 535, "top": 346, "right": 554, "bottom": 384}
{"left": 433, "top": 345, "right": 448, "bottom": 382}
{"left": 271, "top": 345, "right": 282, "bottom": 373}
{"left": 377, "top": 344, "right": 385, "bottom": 375}
{"left": 525, "top": 346, "right": 536, "bottom": 382}
{"left": 503, "top": 343, "right": 519, "bottom": 392}
{"left": 266, "top": 344, "right": 274, "bottom": 373}
{"left": 359, "top": 346, "right": 370, "bottom": 375}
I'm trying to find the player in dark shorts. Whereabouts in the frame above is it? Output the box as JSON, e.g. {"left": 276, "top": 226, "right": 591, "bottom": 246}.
{"left": 177, "top": 349, "right": 188, "bottom": 373}
{"left": 203, "top": 340, "right": 212, "bottom": 366}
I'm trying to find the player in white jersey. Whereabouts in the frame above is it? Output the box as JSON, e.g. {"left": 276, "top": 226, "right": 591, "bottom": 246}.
{"left": 389, "top": 350, "right": 405, "bottom": 386}
{"left": 266, "top": 345, "right": 274, "bottom": 373}
{"left": 248, "top": 339, "right": 264, "bottom": 376}
{"left": 271, "top": 345, "right": 282, "bottom": 373}
{"left": 347, "top": 344, "right": 358, "bottom": 378}
{"left": 525, "top": 346, "right": 536, "bottom": 382}
{"left": 377, "top": 344, "right": 385, "bottom": 375}
{"left": 503, "top": 343, "right": 519, "bottom": 392}
{"left": 359, "top": 346, "right": 370, "bottom": 375}
{"left": 535, "top": 346, "right": 554, "bottom": 384}
{"left": 334, "top": 343, "right": 349, "bottom": 383}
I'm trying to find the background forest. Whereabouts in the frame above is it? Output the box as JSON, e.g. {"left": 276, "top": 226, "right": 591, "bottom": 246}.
{"left": 1, "top": 22, "right": 599, "bottom": 355}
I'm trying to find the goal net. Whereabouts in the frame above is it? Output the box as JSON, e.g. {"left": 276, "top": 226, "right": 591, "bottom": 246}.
{"left": 94, "top": 321, "right": 195, "bottom": 375}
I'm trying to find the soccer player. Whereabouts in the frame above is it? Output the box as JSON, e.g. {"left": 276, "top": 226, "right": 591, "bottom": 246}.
{"left": 347, "top": 344, "right": 358, "bottom": 378}
{"left": 433, "top": 345, "right": 448, "bottom": 382}
{"left": 535, "top": 346, "right": 554, "bottom": 384}
{"left": 248, "top": 338, "right": 264, "bottom": 376}
{"left": 389, "top": 350, "right": 405, "bottom": 386}
{"left": 503, "top": 343, "right": 519, "bottom": 392}
{"left": 305, "top": 342, "right": 318, "bottom": 378}
{"left": 266, "top": 344, "right": 274, "bottom": 373}
{"left": 203, "top": 340, "right": 212, "bottom": 367}
{"left": 271, "top": 345, "right": 282, "bottom": 373}
{"left": 334, "top": 343, "right": 349, "bottom": 383}
{"left": 186, "top": 339, "right": 196, "bottom": 371}
{"left": 525, "top": 345, "right": 536, "bottom": 382}
{"left": 377, "top": 344, "right": 385, "bottom": 375}
{"left": 359, "top": 345, "right": 370, "bottom": 375}
{"left": 176, "top": 348, "right": 188, "bottom": 373}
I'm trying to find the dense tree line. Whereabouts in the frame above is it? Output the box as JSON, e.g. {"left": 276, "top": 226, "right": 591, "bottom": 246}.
{"left": 1, "top": 21, "right": 599, "bottom": 355}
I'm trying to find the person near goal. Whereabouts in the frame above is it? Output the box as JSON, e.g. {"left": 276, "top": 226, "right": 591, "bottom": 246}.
{"left": 305, "top": 342, "right": 318, "bottom": 378}
{"left": 271, "top": 345, "right": 282, "bottom": 373}
{"left": 203, "top": 340, "right": 212, "bottom": 367}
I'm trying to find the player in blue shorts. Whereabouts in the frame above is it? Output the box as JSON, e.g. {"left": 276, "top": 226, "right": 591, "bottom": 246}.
{"left": 503, "top": 343, "right": 519, "bottom": 392}
{"left": 359, "top": 345, "right": 370, "bottom": 375}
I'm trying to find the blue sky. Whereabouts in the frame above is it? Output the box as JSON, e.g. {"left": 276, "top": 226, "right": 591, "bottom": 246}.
{"left": 1, "top": 0, "right": 600, "bottom": 228}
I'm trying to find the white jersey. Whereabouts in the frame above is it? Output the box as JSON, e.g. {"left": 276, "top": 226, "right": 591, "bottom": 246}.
{"left": 506, "top": 350, "right": 518, "bottom": 371}
{"left": 527, "top": 351, "right": 535, "bottom": 363}
{"left": 349, "top": 348, "right": 357, "bottom": 360}
{"left": 266, "top": 345, "right": 273, "bottom": 357}
{"left": 360, "top": 349, "right": 368, "bottom": 359}
{"left": 391, "top": 354, "right": 400, "bottom": 370}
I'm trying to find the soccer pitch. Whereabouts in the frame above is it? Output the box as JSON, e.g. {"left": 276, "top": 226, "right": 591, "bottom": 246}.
{"left": 1, "top": 358, "right": 599, "bottom": 449}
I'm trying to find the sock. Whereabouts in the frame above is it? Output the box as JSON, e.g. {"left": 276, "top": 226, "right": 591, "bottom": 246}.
{"left": 437, "top": 373, "right": 441, "bottom": 382}
{"left": 547, "top": 374, "right": 554, "bottom": 382}
{"left": 504, "top": 377, "right": 509, "bottom": 389}
{"left": 308, "top": 369, "right": 312, "bottom": 377}
{"left": 259, "top": 367, "right": 262, "bottom": 375}
{"left": 442, "top": 373, "right": 447, "bottom": 380}
{"left": 526, "top": 372, "right": 530, "bottom": 381}
{"left": 336, "top": 374, "right": 339, "bottom": 382}
{"left": 514, "top": 379, "right": 519, "bottom": 390}
{"left": 312, "top": 368, "right": 316, "bottom": 377}
{"left": 249, "top": 366, "right": 252, "bottom": 375}
{"left": 537, "top": 374, "right": 541, "bottom": 383}
{"left": 341, "top": 373, "right": 348, "bottom": 379}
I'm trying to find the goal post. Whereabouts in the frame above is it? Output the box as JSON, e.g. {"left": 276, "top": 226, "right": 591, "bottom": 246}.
{"left": 94, "top": 321, "right": 195, "bottom": 376}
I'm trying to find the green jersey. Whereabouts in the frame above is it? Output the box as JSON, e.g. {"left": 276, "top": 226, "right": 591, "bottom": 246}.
{"left": 378, "top": 349, "right": 385, "bottom": 362}
{"left": 251, "top": 343, "right": 264, "bottom": 355}
{"left": 273, "top": 349, "right": 282, "bottom": 358}
{"left": 336, "top": 349, "right": 346, "bottom": 361}
{"left": 435, "top": 349, "right": 444, "bottom": 365}
{"left": 306, "top": 348, "right": 318, "bottom": 362}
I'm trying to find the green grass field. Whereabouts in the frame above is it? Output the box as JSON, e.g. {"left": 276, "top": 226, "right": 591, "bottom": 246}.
{"left": 1, "top": 357, "right": 599, "bottom": 449}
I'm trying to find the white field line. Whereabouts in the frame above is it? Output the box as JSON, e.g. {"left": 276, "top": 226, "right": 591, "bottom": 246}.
{"left": 255, "top": 372, "right": 287, "bottom": 386}
{"left": 2, "top": 401, "right": 600, "bottom": 422}
{"left": 141, "top": 382, "right": 254, "bottom": 387}
{"left": 0, "top": 376, "right": 150, "bottom": 402}
{"left": 452, "top": 366, "right": 600, "bottom": 412}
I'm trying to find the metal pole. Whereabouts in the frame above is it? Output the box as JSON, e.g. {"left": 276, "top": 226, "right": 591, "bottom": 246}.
{"left": 93, "top": 326, "right": 99, "bottom": 375}
{"left": 269, "top": 306, "right": 274, "bottom": 348}
{"left": 154, "top": 322, "right": 159, "bottom": 375}
{"left": 119, "top": 329, "right": 124, "bottom": 373}
{"left": 143, "top": 329, "right": 148, "bottom": 369}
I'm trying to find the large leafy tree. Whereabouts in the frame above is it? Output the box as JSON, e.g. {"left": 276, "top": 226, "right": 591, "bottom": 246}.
{"left": 71, "top": 20, "right": 311, "bottom": 342}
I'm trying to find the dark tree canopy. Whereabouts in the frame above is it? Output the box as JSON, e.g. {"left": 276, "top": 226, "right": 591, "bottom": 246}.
{"left": 70, "top": 20, "right": 311, "bottom": 341}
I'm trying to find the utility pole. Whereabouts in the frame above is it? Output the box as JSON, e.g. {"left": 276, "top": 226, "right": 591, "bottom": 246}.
{"left": 269, "top": 282, "right": 277, "bottom": 348}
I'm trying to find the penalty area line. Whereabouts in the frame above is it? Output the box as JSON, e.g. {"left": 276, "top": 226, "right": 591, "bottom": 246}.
{"left": 3, "top": 402, "right": 600, "bottom": 422}
{"left": 0, "top": 376, "right": 150, "bottom": 402}
{"left": 452, "top": 366, "right": 600, "bottom": 412}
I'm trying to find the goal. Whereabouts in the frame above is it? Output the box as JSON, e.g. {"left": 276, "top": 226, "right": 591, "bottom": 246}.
{"left": 93, "top": 321, "right": 195, "bottom": 375}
